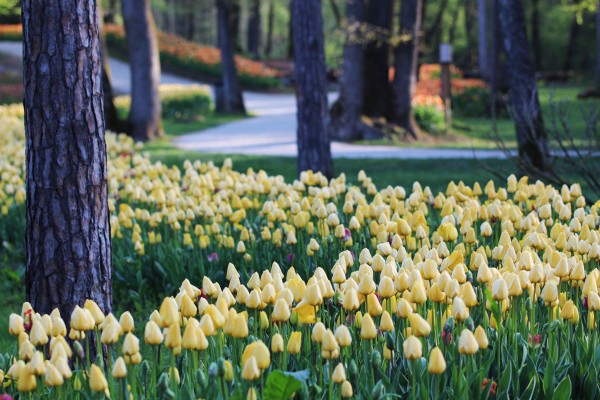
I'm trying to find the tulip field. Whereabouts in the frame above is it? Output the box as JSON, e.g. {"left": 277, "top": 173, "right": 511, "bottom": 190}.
{"left": 0, "top": 104, "right": 599, "bottom": 399}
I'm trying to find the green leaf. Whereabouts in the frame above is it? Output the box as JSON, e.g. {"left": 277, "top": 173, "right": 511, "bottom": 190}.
{"left": 520, "top": 375, "right": 538, "bottom": 400}
{"left": 552, "top": 375, "right": 571, "bottom": 400}
{"left": 263, "top": 370, "right": 304, "bottom": 400}
{"left": 543, "top": 357, "right": 555, "bottom": 397}
{"left": 498, "top": 364, "right": 512, "bottom": 399}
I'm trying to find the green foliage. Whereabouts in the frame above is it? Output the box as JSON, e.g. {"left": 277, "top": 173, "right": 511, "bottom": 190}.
{"left": 0, "top": 0, "right": 20, "bottom": 21}
{"left": 452, "top": 87, "right": 508, "bottom": 119}
{"left": 263, "top": 370, "right": 307, "bottom": 400}
{"left": 160, "top": 86, "right": 211, "bottom": 122}
{"left": 413, "top": 103, "right": 444, "bottom": 133}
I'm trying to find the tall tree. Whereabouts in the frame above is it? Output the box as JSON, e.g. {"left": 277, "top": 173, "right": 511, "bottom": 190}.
{"left": 216, "top": 0, "right": 246, "bottom": 113}
{"left": 363, "top": 0, "right": 394, "bottom": 119}
{"left": 498, "top": 0, "right": 550, "bottom": 171}
{"left": 478, "top": 0, "right": 488, "bottom": 78}
{"left": 464, "top": 0, "right": 477, "bottom": 69}
{"left": 531, "top": 0, "right": 542, "bottom": 71}
{"left": 292, "top": 0, "right": 333, "bottom": 177}
{"left": 597, "top": 2, "right": 600, "bottom": 87}
{"left": 123, "top": 0, "right": 163, "bottom": 141}
{"left": 22, "top": 0, "right": 112, "bottom": 319}
{"left": 392, "top": 0, "right": 422, "bottom": 139}
{"left": 265, "top": 0, "right": 275, "bottom": 57}
{"left": 247, "top": 0, "right": 261, "bottom": 59}
{"left": 331, "top": 0, "right": 365, "bottom": 142}
{"left": 99, "top": 0, "right": 123, "bottom": 134}
{"left": 563, "top": 1, "right": 582, "bottom": 73}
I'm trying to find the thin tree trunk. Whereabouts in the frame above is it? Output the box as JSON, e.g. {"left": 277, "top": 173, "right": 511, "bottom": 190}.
{"left": 425, "top": 0, "right": 448, "bottom": 51}
{"left": 596, "top": 2, "right": 600, "bottom": 87}
{"left": 123, "top": 0, "right": 163, "bottom": 141}
{"left": 99, "top": 0, "right": 123, "bottom": 134}
{"left": 329, "top": 0, "right": 342, "bottom": 26}
{"left": 22, "top": 0, "right": 112, "bottom": 321}
{"left": 478, "top": 0, "right": 488, "bottom": 78}
{"left": 216, "top": 0, "right": 246, "bottom": 113}
{"left": 498, "top": 0, "right": 550, "bottom": 171}
{"left": 231, "top": 0, "right": 242, "bottom": 52}
{"left": 562, "top": 4, "right": 581, "bottom": 73}
{"left": 265, "top": 0, "right": 275, "bottom": 58}
{"left": 531, "top": 0, "right": 542, "bottom": 71}
{"left": 292, "top": 0, "right": 333, "bottom": 177}
{"left": 363, "top": 0, "right": 393, "bottom": 119}
{"left": 331, "top": 0, "right": 365, "bottom": 142}
{"left": 464, "top": 0, "right": 477, "bottom": 69}
{"left": 247, "top": 0, "right": 261, "bottom": 59}
{"left": 392, "top": 0, "right": 421, "bottom": 138}
{"left": 287, "top": 1, "right": 294, "bottom": 59}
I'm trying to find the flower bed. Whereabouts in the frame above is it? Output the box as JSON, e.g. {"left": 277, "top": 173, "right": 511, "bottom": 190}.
{"left": 0, "top": 106, "right": 599, "bottom": 398}
{"left": 104, "top": 24, "right": 282, "bottom": 90}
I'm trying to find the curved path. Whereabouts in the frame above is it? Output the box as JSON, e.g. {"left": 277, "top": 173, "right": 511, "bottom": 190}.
{"left": 0, "top": 41, "right": 510, "bottom": 159}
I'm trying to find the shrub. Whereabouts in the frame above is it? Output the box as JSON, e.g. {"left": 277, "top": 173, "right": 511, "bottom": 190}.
{"left": 0, "top": 23, "right": 20, "bottom": 40}
{"left": 452, "top": 86, "right": 504, "bottom": 118}
{"left": 412, "top": 95, "right": 445, "bottom": 133}
{"left": 114, "top": 84, "right": 212, "bottom": 122}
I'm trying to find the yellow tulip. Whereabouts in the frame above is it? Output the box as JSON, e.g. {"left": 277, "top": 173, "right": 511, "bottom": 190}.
{"left": 287, "top": 331, "right": 302, "bottom": 354}
{"left": 428, "top": 347, "right": 446, "bottom": 374}
{"left": 144, "top": 320, "right": 164, "bottom": 345}
{"left": 458, "top": 329, "right": 479, "bottom": 355}
{"left": 360, "top": 313, "right": 378, "bottom": 340}
{"left": 89, "top": 364, "right": 108, "bottom": 393}
{"left": 45, "top": 363, "right": 64, "bottom": 387}
{"left": 242, "top": 356, "right": 261, "bottom": 381}
{"left": 403, "top": 335, "right": 422, "bottom": 360}
{"left": 332, "top": 363, "right": 346, "bottom": 383}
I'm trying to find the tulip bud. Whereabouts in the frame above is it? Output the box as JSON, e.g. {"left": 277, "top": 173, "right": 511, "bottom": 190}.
{"left": 458, "top": 329, "right": 479, "bottom": 355}
{"left": 403, "top": 336, "right": 422, "bottom": 360}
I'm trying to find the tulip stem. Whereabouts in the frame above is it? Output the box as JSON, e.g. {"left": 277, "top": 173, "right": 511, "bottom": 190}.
{"left": 151, "top": 346, "right": 158, "bottom": 398}
{"left": 329, "top": 361, "right": 334, "bottom": 400}
{"left": 411, "top": 359, "right": 417, "bottom": 400}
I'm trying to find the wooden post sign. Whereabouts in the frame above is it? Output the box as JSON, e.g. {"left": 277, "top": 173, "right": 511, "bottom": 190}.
{"left": 440, "top": 43, "right": 452, "bottom": 135}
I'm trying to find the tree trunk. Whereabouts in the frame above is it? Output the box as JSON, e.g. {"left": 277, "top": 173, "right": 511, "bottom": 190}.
{"left": 464, "top": 0, "right": 477, "bottom": 69}
{"left": 292, "top": 0, "right": 333, "bottom": 177}
{"left": 123, "top": 0, "right": 163, "bottom": 142}
{"left": 331, "top": 0, "right": 365, "bottom": 142}
{"left": 392, "top": 0, "right": 421, "bottom": 138}
{"left": 265, "top": 0, "right": 275, "bottom": 57}
{"left": 287, "top": 1, "right": 294, "bottom": 59}
{"left": 562, "top": 3, "right": 581, "bottom": 73}
{"left": 448, "top": 3, "right": 460, "bottom": 43}
{"left": 531, "top": 0, "right": 542, "bottom": 71}
{"left": 424, "top": 0, "right": 448, "bottom": 53}
{"left": 247, "top": 0, "right": 261, "bottom": 59}
{"left": 363, "top": 0, "right": 393, "bottom": 119}
{"left": 231, "top": 0, "right": 242, "bottom": 52}
{"left": 216, "top": 0, "right": 246, "bottom": 113}
{"left": 477, "top": 0, "right": 488, "bottom": 78}
{"left": 99, "top": 0, "right": 123, "bottom": 134}
{"left": 22, "top": 0, "right": 112, "bottom": 321}
{"left": 596, "top": 2, "right": 600, "bottom": 87}
{"left": 328, "top": 0, "right": 342, "bottom": 26}
{"left": 498, "top": 0, "right": 550, "bottom": 171}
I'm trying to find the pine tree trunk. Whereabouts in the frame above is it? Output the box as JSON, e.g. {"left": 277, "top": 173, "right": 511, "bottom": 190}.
{"left": 123, "top": 0, "right": 163, "bottom": 141}
{"left": 498, "top": 0, "right": 550, "bottom": 171}
{"left": 247, "top": 0, "right": 261, "bottom": 59}
{"left": 363, "top": 0, "right": 393, "bottom": 119}
{"left": 216, "top": 0, "right": 246, "bottom": 114}
{"left": 292, "top": 0, "right": 333, "bottom": 177}
{"left": 22, "top": 0, "right": 112, "bottom": 320}
{"left": 331, "top": 0, "right": 365, "bottom": 142}
{"left": 392, "top": 0, "right": 421, "bottom": 138}
{"left": 265, "top": 0, "right": 275, "bottom": 58}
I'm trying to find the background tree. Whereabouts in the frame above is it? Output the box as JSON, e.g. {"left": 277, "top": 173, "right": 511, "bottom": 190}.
{"left": 216, "top": 0, "right": 246, "bottom": 113}
{"left": 392, "top": 0, "right": 422, "bottom": 139}
{"left": 247, "top": 0, "right": 261, "bottom": 59}
{"left": 22, "top": 0, "right": 112, "bottom": 318}
{"left": 362, "top": 0, "right": 393, "bottom": 119}
{"left": 330, "top": 0, "right": 365, "bottom": 142}
{"left": 122, "top": 0, "right": 163, "bottom": 141}
{"left": 498, "top": 0, "right": 550, "bottom": 172}
{"left": 292, "top": 0, "right": 333, "bottom": 177}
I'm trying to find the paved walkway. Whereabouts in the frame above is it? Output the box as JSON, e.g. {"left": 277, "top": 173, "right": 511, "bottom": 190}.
{"left": 0, "top": 41, "right": 510, "bottom": 159}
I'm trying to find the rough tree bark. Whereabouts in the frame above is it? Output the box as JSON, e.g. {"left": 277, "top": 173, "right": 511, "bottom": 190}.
{"left": 498, "top": 0, "right": 550, "bottom": 171}
{"left": 292, "top": 0, "right": 333, "bottom": 177}
{"left": 22, "top": 0, "right": 112, "bottom": 319}
{"left": 330, "top": 0, "right": 365, "bottom": 142}
{"left": 392, "top": 0, "right": 421, "bottom": 138}
{"left": 363, "top": 0, "right": 393, "bottom": 119}
{"left": 216, "top": 0, "right": 246, "bottom": 113}
{"left": 247, "top": 0, "right": 261, "bottom": 59}
{"left": 122, "top": 0, "right": 163, "bottom": 142}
